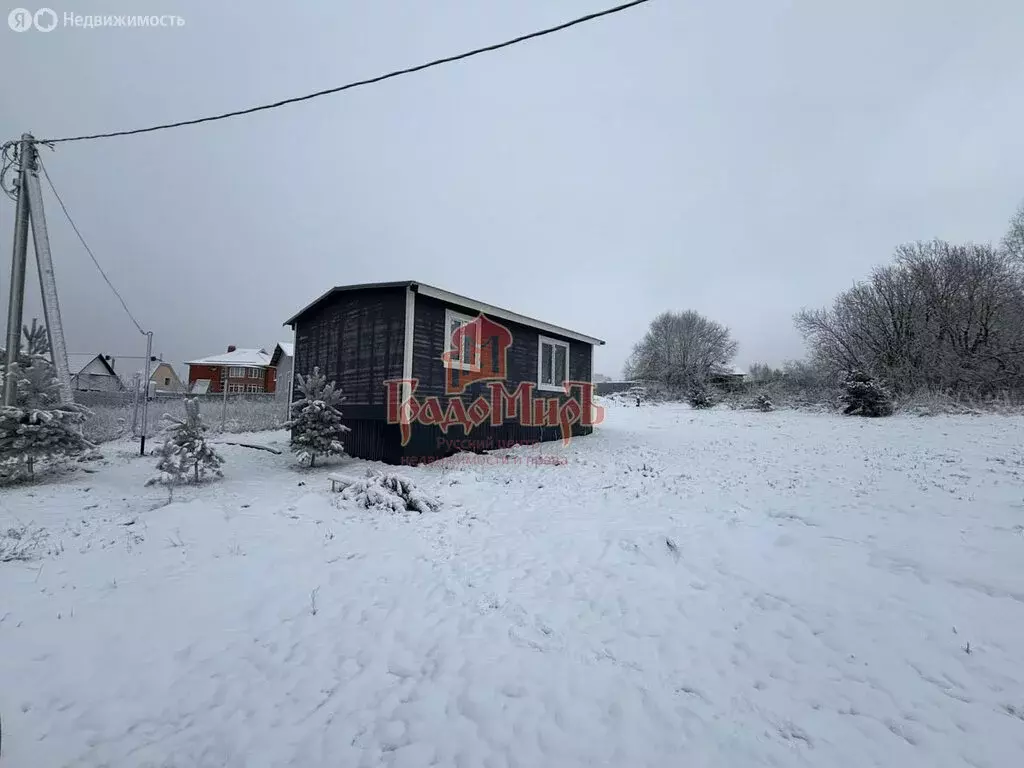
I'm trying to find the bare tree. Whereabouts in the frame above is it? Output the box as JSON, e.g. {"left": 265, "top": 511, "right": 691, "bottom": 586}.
{"left": 624, "top": 310, "right": 738, "bottom": 389}
{"left": 748, "top": 362, "right": 784, "bottom": 383}
{"left": 796, "top": 238, "right": 1024, "bottom": 397}
{"left": 1001, "top": 200, "right": 1024, "bottom": 264}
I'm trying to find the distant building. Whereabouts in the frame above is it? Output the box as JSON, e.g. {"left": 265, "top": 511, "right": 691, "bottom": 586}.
{"left": 69, "top": 354, "right": 126, "bottom": 393}
{"left": 270, "top": 342, "right": 294, "bottom": 400}
{"left": 708, "top": 364, "right": 746, "bottom": 390}
{"left": 186, "top": 346, "right": 275, "bottom": 394}
{"left": 150, "top": 362, "right": 185, "bottom": 394}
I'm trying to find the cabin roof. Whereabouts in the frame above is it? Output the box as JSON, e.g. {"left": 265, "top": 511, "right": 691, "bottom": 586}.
{"left": 284, "top": 281, "right": 605, "bottom": 346}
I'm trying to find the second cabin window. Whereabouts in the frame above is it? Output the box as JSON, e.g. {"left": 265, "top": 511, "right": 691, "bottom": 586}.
{"left": 537, "top": 336, "right": 569, "bottom": 391}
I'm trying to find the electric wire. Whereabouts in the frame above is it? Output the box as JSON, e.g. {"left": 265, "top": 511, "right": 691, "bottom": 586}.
{"left": 37, "top": 0, "right": 652, "bottom": 144}
{"left": 37, "top": 156, "right": 147, "bottom": 333}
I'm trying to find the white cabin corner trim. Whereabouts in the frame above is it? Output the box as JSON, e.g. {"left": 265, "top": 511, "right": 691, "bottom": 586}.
{"left": 401, "top": 286, "right": 416, "bottom": 422}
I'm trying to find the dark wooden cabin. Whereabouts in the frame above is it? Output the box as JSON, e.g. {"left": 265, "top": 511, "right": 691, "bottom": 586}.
{"left": 283, "top": 281, "right": 605, "bottom": 464}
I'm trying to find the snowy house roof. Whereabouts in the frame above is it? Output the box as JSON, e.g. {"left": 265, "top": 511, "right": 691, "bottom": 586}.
{"left": 710, "top": 364, "right": 746, "bottom": 377}
{"left": 67, "top": 353, "right": 118, "bottom": 377}
{"left": 186, "top": 348, "right": 271, "bottom": 367}
{"left": 269, "top": 342, "right": 293, "bottom": 367}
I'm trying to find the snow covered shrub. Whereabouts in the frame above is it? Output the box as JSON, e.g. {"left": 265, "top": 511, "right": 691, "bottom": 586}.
{"left": 0, "top": 323, "right": 93, "bottom": 482}
{"left": 147, "top": 398, "right": 224, "bottom": 490}
{"left": 286, "top": 367, "right": 351, "bottom": 467}
{"left": 338, "top": 470, "right": 441, "bottom": 514}
{"left": 0, "top": 524, "right": 50, "bottom": 563}
{"left": 841, "top": 370, "right": 894, "bottom": 417}
{"left": 753, "top": 393, "right": 774, "bottom": 412}
{"left": 687, "top": 386, "right": 715, "bottom": 409}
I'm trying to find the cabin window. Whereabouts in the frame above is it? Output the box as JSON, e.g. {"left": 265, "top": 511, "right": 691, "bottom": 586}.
{"left": 443, "top": 309, "right": 481, "bottom": 371}
{"left": 537, "top": 336, "right": 569, "bottom": 391}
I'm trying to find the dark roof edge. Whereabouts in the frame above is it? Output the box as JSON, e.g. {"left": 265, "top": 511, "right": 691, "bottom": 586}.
{"left": 282, "top": 281, "right": 414, "bottom": 327}
{"left": 283, "top": 280, "right": 605, "bottom": 345}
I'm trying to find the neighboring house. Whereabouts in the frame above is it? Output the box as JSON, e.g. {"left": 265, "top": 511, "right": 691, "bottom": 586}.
{"left": 270, "top": 342, "right": 294, "bottom": 401}
{"left": 69, "top": 353, "right": 126, "bottom": 393}
{"left": 284, "top": 280, "right": 605, "bottom": 464}
{"left": 186, "top": 346, "right": 275, "bottom": 394}
{"left": 151, "top": 362, "right": 185, "bottom": 394}
{"left": 708, "top": 364, "right": 747, "bottom": 390}
{"left": 123, "top": 362, "right": 186, "bottom": 395}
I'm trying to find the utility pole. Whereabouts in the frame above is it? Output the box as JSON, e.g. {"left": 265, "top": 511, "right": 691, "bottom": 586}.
{"left": 2, "top": 135, "right": 32, "bottom": 406}
{"left": 130, "top": 371, "right": 141, "bottom": 435}
{"left": 22, "top": 139, "right": 73, "bottom": 403}
{"left": 221, "top": 365, "right": 229, "bottom": 431}
{"left": 3, "top": 133, "right": 73, "bottom": 404}
{"left": 139, "top": 331, "right": 153, "bottom": 456}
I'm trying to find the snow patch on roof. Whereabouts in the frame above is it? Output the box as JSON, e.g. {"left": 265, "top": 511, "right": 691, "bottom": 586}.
{"left": 186, "top": 348, "right": 270, "bottom": 366}
{"left": 276, "top": 342, "right": 294, "bottom": 358}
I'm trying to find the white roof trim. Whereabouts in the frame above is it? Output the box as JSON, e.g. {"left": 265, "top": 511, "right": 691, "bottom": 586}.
{"left": 415, "top": 283, "right": 605, "bottom": 346}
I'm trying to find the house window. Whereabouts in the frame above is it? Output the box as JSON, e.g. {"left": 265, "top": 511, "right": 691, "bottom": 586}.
{"left": 248, "top": 368, "right": 262, "bottom": 379}
{"left": 229, "top": 366, "right": 246, "bottom": 378}
{"left": 163, "top": 377, "right": 170, "bottom": 386}
{"left": 537, "top": 336, "right": 569, "bottom": 392}
{"left": 246, "top": 384, "right": 259, "bottom": 393}
{"left": 443, "top": 309, "right": 481, "bottom": 371}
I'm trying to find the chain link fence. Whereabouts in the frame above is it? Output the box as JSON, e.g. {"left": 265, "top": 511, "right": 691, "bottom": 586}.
{"left": 76, "top": 390, "right": 290, "bottom": 444}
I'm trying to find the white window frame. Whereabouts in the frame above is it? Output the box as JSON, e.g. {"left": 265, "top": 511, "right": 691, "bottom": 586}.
{"left": 537, "top": 335, "right": 570, "bottom": 392}
{"left": 246, "top": 384, "right": 259, "bottom": 393}
{"left": 442, "top": 308, "right": 481, "bottom": 372}
{"left": 248, "top": 367, "right": 262, "bottom": 379}
{"left": 228, "top": 366, "right": 246, "bottom": 379}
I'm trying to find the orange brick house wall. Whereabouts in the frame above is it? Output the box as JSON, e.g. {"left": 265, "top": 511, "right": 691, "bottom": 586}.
{"left": 187, "top": 364, "right": 276, "bottom": 394}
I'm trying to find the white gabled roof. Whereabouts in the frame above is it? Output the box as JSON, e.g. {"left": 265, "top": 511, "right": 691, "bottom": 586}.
{"left": 186, "top": 348, "right": 271, "bottom": 367}
{"left": 68, "top": 353, "right": 119, "bottom": 375}
{"left": 276, "top": 342, "right": 294, "bottom": 357}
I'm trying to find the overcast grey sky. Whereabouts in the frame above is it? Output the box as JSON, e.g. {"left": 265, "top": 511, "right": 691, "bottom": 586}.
{"left": 1, "top": 0, "right": 1023, "bottom": 378}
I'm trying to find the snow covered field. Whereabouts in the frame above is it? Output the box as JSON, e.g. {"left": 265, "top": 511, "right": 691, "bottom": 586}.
{"left": 2, "top": 403, "right": 1023, "bottom": 767}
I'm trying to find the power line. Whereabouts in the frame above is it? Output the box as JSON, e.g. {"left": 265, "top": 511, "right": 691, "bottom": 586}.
{"left": 38, "top": 0, "right": 652, "bottom": 145}
{"left": 37, "top": 156, "right": 147, "bottom": 334}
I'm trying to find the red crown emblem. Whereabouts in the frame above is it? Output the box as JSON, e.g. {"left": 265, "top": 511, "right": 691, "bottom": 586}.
{"left": 443, "top": 314, "right": 513, "bottom": 394}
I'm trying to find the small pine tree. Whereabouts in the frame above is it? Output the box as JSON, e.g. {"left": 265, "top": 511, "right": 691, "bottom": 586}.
{"left": 148, "top": 398, "right": 224, "bottom": 493}
{"left": 753, "top": 393, "right": 774, "bottom": 412}
{"left": 0, "top": 322, "right": 93, "bottom": 481}
{"left": 841, "top": 370, "right": 894, "bottom": 417}
{"left": 285, "top": 367, "right": 351, "bottom": 467}
{"left": 688, "top": 385, "right": 715, "bottom": 409}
